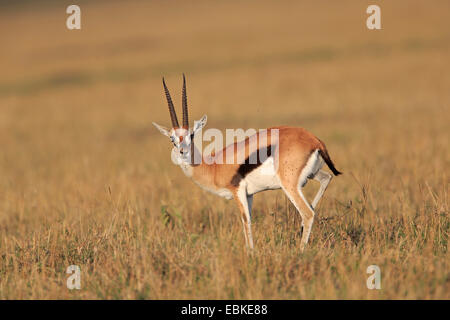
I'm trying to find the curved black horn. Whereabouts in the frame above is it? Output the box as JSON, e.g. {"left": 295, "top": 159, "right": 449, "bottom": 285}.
{"left": 162, "top": 77, "right": 179, "bottom": 128}
{"left": 182, "top": 74, "right": 189, "bottom": 128}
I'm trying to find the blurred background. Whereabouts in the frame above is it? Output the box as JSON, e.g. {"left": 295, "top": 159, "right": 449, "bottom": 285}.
{"left": 0, "top": 0, "right": 448, "bottom": 299}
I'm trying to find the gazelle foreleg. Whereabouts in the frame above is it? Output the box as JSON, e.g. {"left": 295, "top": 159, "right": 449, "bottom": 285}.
{"left": 234, "top": 185, "right": 254, "bottom": 250}
{"left": 311, "top": 169, "right": 332, "bottom": 209}
{"left": 247, "top": 194, "right": 254, "bottom": 220}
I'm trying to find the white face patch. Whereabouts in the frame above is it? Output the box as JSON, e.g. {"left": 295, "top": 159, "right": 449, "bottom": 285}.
{"left": 170, "top": 128, "right": 192, "bottom": 164}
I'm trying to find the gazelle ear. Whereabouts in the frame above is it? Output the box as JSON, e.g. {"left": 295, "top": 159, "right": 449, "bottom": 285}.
{"left": 152, "top": 122, "right": 171, "bottom": 137}
{"left": 192, "top": 115, "right": 207, "bottom": 135}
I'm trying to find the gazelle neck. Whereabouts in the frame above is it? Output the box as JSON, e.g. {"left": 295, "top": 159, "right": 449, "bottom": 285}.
{"left": 178, "top": 143, "right": 204, "bottom": 178}
{"left": 179, "top": 162, "right": 194, "bottom": 177}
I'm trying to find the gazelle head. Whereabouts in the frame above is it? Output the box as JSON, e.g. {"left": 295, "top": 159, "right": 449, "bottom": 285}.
{"left": 152, "top": 74, "right": 207, "bottom": 165}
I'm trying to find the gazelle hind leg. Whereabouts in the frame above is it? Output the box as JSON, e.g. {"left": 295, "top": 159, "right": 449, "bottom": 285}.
{"left": 299, "top": 170, "right": 330, "bottom": 236}
{"left": 280, "top": 183, "right": 315, "bottom": 252}
{"left": 234, "top": 185, "right": 254, "bottom": 250}
{"left": 311, "top": 170, "right": 332, "bottom": 209}
{"left": 277, "top": 148, "right": 322, "bottom": 251}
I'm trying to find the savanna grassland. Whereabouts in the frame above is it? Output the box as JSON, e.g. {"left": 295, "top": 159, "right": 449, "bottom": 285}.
{"left": 0, "top": 0, "right": 448, "bottom": 299}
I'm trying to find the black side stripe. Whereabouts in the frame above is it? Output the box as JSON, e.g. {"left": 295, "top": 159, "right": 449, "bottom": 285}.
{"left": 230, "top": 145, "right": 272, "bottom": 187}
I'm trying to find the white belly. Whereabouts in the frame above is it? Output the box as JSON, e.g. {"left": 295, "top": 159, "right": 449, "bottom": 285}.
{"left": 213, "top": 188, "right": 234, "bottom": 199}
{"left": 195, "top": 181, "right": 234, "bottom": 200}
{"left": 245, "top": 157, "right": 281, "bottom": 195}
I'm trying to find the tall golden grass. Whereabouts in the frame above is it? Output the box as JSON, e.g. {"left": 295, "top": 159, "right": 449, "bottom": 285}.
{"left": 0, "top": 0, "right": 448, "bottom": 299}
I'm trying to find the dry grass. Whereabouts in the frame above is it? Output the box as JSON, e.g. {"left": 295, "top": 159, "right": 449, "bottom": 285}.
{"left": 0, "top": 0, "right": 448, "bottom": 299}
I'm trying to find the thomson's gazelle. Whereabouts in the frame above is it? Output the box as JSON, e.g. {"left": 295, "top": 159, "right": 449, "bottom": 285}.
{"left": 153, "top": 75, "right": 341, "bottom": 252}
